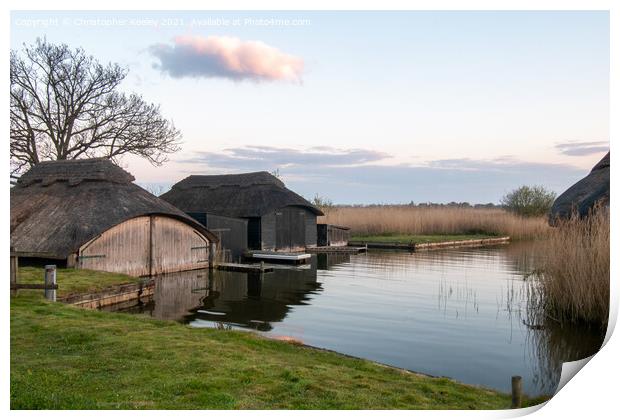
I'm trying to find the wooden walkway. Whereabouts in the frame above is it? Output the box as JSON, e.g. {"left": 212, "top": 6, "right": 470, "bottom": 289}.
{"left": 306, "top": 246, "right": 367, "bottom": 254}
{"left": 244, "top": 251, "right": 312, "bottom": 264}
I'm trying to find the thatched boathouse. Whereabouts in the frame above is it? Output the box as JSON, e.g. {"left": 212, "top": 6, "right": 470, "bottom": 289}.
{"left": 160, "top": 172, "right": 323, "bottom": 256}
{"left": 10, "top": 159, "right": 218, "bottom": 276}
{"left": 549, "top": 152, "right": 610, "bottom": 224}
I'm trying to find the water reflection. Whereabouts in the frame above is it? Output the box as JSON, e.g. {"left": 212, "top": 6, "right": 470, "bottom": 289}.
{"left": 193, "top": 267, "right": 322, "bottom": 331}
{"left": 111, "top": 244, "right": 604, "bottom": 396}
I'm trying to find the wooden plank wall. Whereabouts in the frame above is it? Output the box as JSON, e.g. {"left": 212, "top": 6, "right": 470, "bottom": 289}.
{"left": 204, "top": 213, "right": 248, "bottom": 262}
{"left": 327, "top": 225, "right": 350, "bottom": 247}
{"left": 78, "top": 216, "right": 151, "bottom": 277}
{"left": 305, "top": 213, "right": 318, "bottom": 247}
{"left": 78, "top": 215, "right": 211, "bottom": 277}
{"left": 261, "top": 212, "right": 276, "bottom": 251}
{"left": 151, "top": 216, "right": 209, "bottom": 274}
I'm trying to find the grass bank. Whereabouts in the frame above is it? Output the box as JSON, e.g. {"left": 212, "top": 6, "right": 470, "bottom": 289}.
{"left": 11, "top": 292, "right": 547, "bottom": 409}
{"left": 14, "top": 266, "right": 138, "bottom": 298}
{"left": 528, "top": 209, "right": 609, "bottom": 328}
{"left": 350, "top": 233, "right": 499, "bottom": 245}
{"left": 320, "top": 206, "right": 549, "bottom": 241}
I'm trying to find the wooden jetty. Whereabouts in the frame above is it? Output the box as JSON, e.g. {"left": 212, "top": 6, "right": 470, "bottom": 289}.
{"left": 306, "top": 246, "right": 367, "bottom": 254}
{"left": 348, "top": 241, "right": 415, "bottom": 250}
{"left": 244, "top": 251, "right": 312, "bottom": 264}
{"left": 348, "top": 236, "right": 511, "bottom": 251}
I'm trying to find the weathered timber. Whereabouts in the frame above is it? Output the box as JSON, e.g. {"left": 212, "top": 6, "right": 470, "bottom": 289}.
{"left": 306, "top": 246, "right": 367, "bottom": 254}
{"left": 77, "top": 215, "right": 212, "bottom": 276}
{"left": 44, "top": 265, "right": 57, "bottom": 301}
{"left": 10, "top": 248, "right": 18, "bottom": 296}
{"left": 511, "top": 376, "right": 523, "bottom": 408}
{"left": 317, "top": 224, "right": 351, "bottom": 247}
{"left": 245, "top": 251, "right": 312, "bottom": 265}
{"left": 414, "top": 237, "right": 510, "bottom": 250}
{"left": 348, "top": 241, "right": 415, "bottom": 250}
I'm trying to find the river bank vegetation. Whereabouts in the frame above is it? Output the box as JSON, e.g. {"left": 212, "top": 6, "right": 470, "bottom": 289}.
{"left": 321, "top": 206, "right": 550, "bottom": 241}
{"left": 10, "top": 291, "right": 547, "bottom": 409}
{"left": 528, "top": 208, "right": 609, "bottom": 329}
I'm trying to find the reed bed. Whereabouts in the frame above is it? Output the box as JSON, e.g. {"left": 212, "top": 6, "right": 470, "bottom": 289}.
{"left": 527, "top": 208, "right": 610, "bottom": 328}
{"left": 320, "top": 206, "right": 550, "bottom": 240}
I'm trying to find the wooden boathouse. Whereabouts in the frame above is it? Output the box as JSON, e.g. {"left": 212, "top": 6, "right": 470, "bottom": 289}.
{"left": 10, "top": 159, "right": 219, "bottom": 277}
{"left": 160, "top": 171, "right": 324, "bottom": 258}
{"left": 317, "top": 224, "right": 351, "bottom": 247}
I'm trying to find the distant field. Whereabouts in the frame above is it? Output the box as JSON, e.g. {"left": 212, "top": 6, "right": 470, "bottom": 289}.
{"left": 320, "top": 206, "right": 550, "bottom": 241}
{"left": 350, "top": 233, "right": 499, "bottom": 244}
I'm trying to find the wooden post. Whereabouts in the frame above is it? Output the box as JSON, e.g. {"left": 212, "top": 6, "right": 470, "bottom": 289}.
{"left": 511, "top": 376, "right": 522, "bottom": 408}
{"left": 208, "top": 242, "right": 217, "bottom": 269}
{"left": 10, "top": 247, "right": 18, "bottom": 297}
{"left": 44, "top": 265, "right": 57, "bottom": 302}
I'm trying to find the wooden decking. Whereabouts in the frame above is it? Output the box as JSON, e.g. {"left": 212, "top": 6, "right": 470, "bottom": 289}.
{"left": 306, "top": 246, "right": 367, "bottom": 254}
{"left": 244, "top": 251, "right": 312, "bottom": 264}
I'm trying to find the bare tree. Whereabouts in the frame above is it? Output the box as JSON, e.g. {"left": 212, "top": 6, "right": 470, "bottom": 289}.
{"left": 10, "top": 38, "right": 181, "bottom": 174}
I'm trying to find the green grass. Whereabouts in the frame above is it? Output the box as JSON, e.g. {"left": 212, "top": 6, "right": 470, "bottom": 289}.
{"left": 15, "top": 267, "right": 139, "bottom": 298}
{"left": 11, "top": 267, "right": 547, "bottom": 409}
{"left": 350, "top": 233, "right": 500, "bottom": 245}
{"left": 10, "top": 294, "right": 548, "bottom": 409}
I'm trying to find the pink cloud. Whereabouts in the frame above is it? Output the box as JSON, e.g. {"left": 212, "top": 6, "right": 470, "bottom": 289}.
{"left": 150, "top": 35, "right": 304, "bottom": 83}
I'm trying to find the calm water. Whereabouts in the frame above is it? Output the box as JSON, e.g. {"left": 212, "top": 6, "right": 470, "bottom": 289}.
{"left": 111, "top": 243, "right": 604, "bottom": 395}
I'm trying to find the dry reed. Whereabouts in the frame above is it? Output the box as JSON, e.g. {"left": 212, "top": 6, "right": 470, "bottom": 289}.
{"left": 320, "top": 206, "right": 550, "bottom": 240}
{"left": 528, "top": 208, "right": 610, "bottom": 328}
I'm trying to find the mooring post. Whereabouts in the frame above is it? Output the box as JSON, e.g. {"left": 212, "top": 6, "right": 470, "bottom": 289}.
{"left": 511, "top": 376, "right": 522, "bottom": 408}
{"left": 208, "top": 242, "right": 217, "bottom": 269}
{"left": 10, "top": 247, "right": 18, "bottom": 297}
{"left": 44, "top": 265, "right": 57, "bottom": 302}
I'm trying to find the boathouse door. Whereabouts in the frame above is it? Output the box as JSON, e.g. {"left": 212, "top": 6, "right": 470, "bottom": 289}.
{"left": 275, "top": 207, "right": 306, "bottom": 251}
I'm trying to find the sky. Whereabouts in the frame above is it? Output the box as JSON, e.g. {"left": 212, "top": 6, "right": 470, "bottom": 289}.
{"left": 10, "top": 10, "right": 610, "bottom": 204}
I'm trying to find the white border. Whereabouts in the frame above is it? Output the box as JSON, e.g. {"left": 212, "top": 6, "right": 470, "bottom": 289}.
{"left": 2, "top": 1, "right": 616, "bottom": 419}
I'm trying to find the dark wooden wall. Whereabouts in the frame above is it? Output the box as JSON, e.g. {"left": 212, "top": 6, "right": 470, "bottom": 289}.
{"left": 256, "top": 206, "right": 317, "bottom": 251}
{"left": 305, "top": 213, "right": 318, "bottom": 247}
{"left": 260, "top": 213, "right": 276, "bottom": 250}
{"left": 203, "top": 213, "right": 248, "bottom": 262}
{"left": 317, "top": 224, "right": 350, "bottom": 247}
{"left": 275, "top": 207, "right": 306, "bottom": 251}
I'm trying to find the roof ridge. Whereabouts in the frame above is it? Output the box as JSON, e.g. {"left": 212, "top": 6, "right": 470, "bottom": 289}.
{"left": 15, "top": 158, "right": 135, "bottom": 187}
{"left": 176, "top": 171, "right": 285, "bottom": 189}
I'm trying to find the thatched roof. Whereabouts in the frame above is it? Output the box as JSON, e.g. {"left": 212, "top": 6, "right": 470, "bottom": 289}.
{"left": 160, "top": 171, "right": 324, "bottom": 218}
{"left": 549, "top": 152, "right": 610, "bottom": 223}
{"left": 11, "top": 159, "right": 217, "bottom": 259}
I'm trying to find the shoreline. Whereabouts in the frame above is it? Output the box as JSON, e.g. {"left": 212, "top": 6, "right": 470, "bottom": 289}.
{"left": 348, "top": 236, "right": 511, "bottom": 251}
{"left": 10, "top": 294, "right": 548, "bottom": 409}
